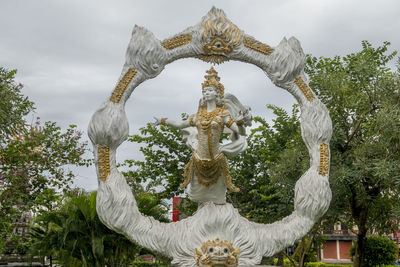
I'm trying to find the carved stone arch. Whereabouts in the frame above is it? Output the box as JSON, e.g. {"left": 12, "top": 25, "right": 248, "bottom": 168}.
{"left": 88, "top": 7, "right": 332, "bottom": 266}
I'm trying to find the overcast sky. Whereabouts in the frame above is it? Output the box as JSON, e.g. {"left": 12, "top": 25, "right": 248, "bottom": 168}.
{"left": 1, "top": 0, "right": 399, "bottom": 191}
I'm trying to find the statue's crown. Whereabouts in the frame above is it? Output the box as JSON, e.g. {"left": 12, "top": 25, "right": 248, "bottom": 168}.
{"left": 202, "top": 66, "right": 224, "bottom": 98}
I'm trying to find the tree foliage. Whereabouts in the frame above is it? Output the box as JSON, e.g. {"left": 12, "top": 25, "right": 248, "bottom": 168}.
{"left": 30, "top": 191, "right": 170, "bottom": 266}
{"left": 0, "top": 68, "right": 91, "bottom": 253}
{"left": 350, "top": 235, "right": 398, "bottom": 266}
{"left": 122, "top": 114, "right": 191, "bottom": 201}
{"left": 0, "top": 68, "right": 34, "bottom": 138}
{"left": 305, "top": 41, "right": 400, "bottom": 266}
{"left": 228, "top": 105, "right": 308, "bottom": 223}
{"left": 30, "top": 191, "right": 136, "bottom": 266}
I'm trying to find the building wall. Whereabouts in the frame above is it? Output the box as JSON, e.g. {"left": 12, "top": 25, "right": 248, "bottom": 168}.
{"left": 339, "top": 241, "right": 352, "bottom": 259}
{"left": 323, "top": 240, "right": 337, "bottom": 259}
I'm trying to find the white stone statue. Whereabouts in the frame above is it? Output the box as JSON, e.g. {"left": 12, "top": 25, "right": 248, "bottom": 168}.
{"left": 154, "top": 66, "right": 251, "bottom": 205}
{"left": 88, "top": 7, "right": 332, "bottom": 266}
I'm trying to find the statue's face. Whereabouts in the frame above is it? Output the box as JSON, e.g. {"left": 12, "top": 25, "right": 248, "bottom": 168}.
{"left": 203, "top": 86, "right": 218, "bottom": 101}
{"left": 206, "top": 244, "right": 230, "bottom": 264}
{"left": 198, "top": 243, "right": 239, "bottom": 267}
{"left": 196, "top": 238, "right": 239, "bottom": 267}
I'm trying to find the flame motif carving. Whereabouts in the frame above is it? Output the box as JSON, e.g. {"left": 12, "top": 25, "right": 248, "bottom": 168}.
{"left": 199, "top": 7, "right": 243, "bottom": 64}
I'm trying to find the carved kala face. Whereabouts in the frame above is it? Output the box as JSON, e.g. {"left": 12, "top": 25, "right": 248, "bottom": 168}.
{"left": 206, "top": 244, "right": 230, "bottom": 265}
{"left": 203, "top": 86, "right": 218, "bottom": 101}
{"left": 196, "top": 238, "right": 239, "bottom": 267}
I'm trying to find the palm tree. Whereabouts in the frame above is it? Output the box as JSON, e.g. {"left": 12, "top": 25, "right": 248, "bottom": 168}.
{"left": 30, "top": 191, "right": 169, "bottom": 266}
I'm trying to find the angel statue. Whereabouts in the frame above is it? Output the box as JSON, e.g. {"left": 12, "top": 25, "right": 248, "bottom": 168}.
{"left": 154, "top": 67, "right": 252, "bottom": 204}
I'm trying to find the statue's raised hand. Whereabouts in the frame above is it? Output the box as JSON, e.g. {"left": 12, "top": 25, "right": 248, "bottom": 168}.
{"left": 151, "top": 117, "right": 162, "bottom": 126}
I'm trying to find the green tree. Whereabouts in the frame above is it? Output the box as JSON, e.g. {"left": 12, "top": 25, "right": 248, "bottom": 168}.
{"left": 228, "top": 105, "right": 307, "bottom": 223}
{"left": 0, "top": 68, "right": 34, "bottom": 138}
{"left": 350, "top": 235, "right": 398, "bottom": 266}
{"left": 0, "top": 68, "right": 91, "bottom": 253}
{"left": 30, "top": 191, "right": 170, "bottom": 266}
{"left": 122, "top": 114, "right": 191, "bottom": 201}
{"left": 305, "top": 41, "right": 400, "bottom": 267}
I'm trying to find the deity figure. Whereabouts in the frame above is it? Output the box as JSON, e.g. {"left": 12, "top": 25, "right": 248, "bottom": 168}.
{"left": 155, "top": 67, "right": 252, "bottom": 204}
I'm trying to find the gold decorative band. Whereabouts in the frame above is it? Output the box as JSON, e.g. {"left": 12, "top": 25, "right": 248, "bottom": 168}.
{"left": 110, "top": 68, "right": 137, "bottom": 103}
{"left": 319, "top": 143, "right": 329, "bottom": 176}
{"left": 160, "top": 118, "right": 168, "bottom": 125}
{"left": 189, "top": 114, "right": 195, "bottom": 127}
{"left": 244, "top": 37, "right": 274, "bottom": 56}
{"left": 226, "top": 117, "right": 235, "bottom": 128}
{"left": 98, "top": 145, "right": 110, "bottom": 182}
{"left": 295, "top": 76, "right": 315, "bottom": 101}
{"left": 161, "top": 33, "right": 192, "bottom": 50}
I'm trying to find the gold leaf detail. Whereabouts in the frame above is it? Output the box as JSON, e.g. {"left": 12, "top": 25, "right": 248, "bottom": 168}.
{"left": 295, "top": 76, "right": 315, "bottom": 101}
{"left": 319, "top": 143, "right": 329, "bottom": 176}
{"left": 161, "top": 34, "right": 192, "bottom": 50}
{"left": 200, "top": 8, "right": 243, "bottom": 59}
{"left": 110, "top": 68, "right": 137, "bottom": 103}
{"left": 181, "top": 153, "right": 239, "bottom": 192}
{"left": 98, "top": 145, "right": 110, "bottom": 182}
{"left": 197, "top": 54, "right": 229, "bottom": 64}
{"left": 243, "top": 37, "right": 274, "bottom": 55}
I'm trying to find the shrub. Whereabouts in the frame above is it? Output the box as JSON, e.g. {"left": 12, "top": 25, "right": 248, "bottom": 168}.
{"left": 350, "top": 236, "right": 398, "bottom": 266}
{"left": 132, "top": 261, "right": 159, "bottom": 266}
{"left": 306, "top": 263, "right": 348, "bottom": 267}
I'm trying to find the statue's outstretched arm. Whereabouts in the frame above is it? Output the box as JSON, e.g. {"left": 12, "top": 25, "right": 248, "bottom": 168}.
{"left": 153, "top": 117, "right": 190, "bottom": 129}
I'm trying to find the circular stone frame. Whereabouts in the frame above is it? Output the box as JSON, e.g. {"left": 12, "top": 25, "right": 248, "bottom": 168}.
{"left": 88, "top": 7, "right": 332, "bottom": 266}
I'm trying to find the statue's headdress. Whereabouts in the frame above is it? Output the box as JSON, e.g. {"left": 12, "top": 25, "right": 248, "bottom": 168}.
{"left": 202, "top": 67, "right": 224, "bottom": 98}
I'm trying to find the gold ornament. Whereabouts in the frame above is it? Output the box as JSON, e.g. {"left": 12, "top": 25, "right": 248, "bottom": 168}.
{"left": 180, "top": 103, "right": 240, "bottom": 192}
{"left": 181, "top": 153, "right": 239, "bottom": 192}
{"left": 295, "top": 76, "right": 315, "bottom": 101}
{"left": 98, "top": 145, "right": 110, "bottom": 182}
{"left": 201, "top": 67, "right": 224, "bottom": 98}
{"left": 244, "top": 37, "right": 274, "bottom": 56}
{"left": 197, "top": 104, "right": 225, "bottom": 160}
{"left": 236, "top": 120, "right": 244, "bottom": 127}
{"left": 199, "top": 8, "right": 243, "bottom": 64}
{"left": 197, "top": 54, "right": 229, "bottom": 65}
{"left": 199, "top": 106, "right": 223, "bottom": 131}
{"left": 160, "top": 118, "right": 168, "bottom": 125}
{"left": 110, "top": 68, "right": 137, "bottom": 103}
{"left": 161, "top": 33, "right": 192, "bottom": 50}
{"left": 319, "top": 143, "right": 329, "bottom": 176}
{"left": 189, "top": 114, "right": 196, "bottom": 127}
{"left": 203, "top": 36, "right": 233, "bottom": 55}
{"left": 226, "top": 117, "right": 235, "bottom": 128}
{"left": 195, "top": 238, "right": 240, "bottom": 267}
